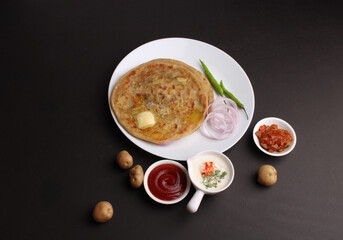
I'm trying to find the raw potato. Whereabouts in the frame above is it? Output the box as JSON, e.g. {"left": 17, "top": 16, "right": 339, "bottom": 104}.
{"left": 116, "top": 150, "right": 133, "bottom": 169}
{"left": 257, "top": 165, "right": 277, "bottom": 186}
{"left": 129, "top": 165, "right": 144, "bottom": 188}
{"left": 92, "top": 201, "right": 113, "bottom": 223}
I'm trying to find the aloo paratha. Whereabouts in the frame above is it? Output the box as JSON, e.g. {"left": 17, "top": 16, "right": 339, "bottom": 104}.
{"left": 110, "top": 59, "right": 210, "bottom": 144}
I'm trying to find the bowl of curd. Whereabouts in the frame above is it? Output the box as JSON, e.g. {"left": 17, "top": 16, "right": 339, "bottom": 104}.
{"left": 186, "top": 151, "right": 235, "bottom": 213}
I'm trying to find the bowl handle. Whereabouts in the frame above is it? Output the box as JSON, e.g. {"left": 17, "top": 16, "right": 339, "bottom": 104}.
{"left": 187, "top": 190, "right": 205, "bottom": 213}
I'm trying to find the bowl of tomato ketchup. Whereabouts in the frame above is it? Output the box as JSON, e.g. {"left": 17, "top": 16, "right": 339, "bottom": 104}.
{"left": 144, "top": 160, "right": 191, "bottom": 204}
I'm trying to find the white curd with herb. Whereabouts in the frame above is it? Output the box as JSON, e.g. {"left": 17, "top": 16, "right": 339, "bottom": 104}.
{"left": 188, "top": 152, "right": 231, "bottom": 191}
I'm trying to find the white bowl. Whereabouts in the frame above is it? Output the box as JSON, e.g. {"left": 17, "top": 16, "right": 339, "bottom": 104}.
{"left": 186, "top": 151, "right": 235, "bottom": 213}
{"left": 143, "top": 160, "right": 191, "bottom": 204}
{"left": 253, "top": 117, "right": 297, "bottom": 157}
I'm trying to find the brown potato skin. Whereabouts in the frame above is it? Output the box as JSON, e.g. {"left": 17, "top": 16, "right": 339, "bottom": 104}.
{"left": 92, "top": 201, "right": 113, "bottom": 223}
{"left": 129, "top": 165, "right": 144, "bottom": 188}
{"left": 116, "top": 150, "right": 133, "bottom": 169}
{"left": 257, "top": 165, "right": 277, "bottom": 186}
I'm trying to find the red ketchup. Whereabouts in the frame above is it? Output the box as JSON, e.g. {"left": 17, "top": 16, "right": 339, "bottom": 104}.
{"left": 148, "top": 164, "right": 188, "bottom": 201}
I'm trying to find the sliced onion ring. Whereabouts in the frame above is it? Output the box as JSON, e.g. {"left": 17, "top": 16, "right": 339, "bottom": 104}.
{"left": 200, "top": 97, "right": 240, "bottom": 140}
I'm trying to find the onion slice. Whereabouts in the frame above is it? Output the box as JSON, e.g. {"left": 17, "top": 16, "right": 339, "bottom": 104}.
{"left": 200, "top": 97, "right": 240, "bottom": 140}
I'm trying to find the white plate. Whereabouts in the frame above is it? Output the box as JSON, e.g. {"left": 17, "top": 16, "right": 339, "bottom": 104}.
{"left": 108, "top": 37, "right": 255, "bottom": 160}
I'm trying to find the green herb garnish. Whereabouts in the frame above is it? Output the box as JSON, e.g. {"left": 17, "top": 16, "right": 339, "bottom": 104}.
{"left": 202, "top": 170, "right": 227, "bottom": 189}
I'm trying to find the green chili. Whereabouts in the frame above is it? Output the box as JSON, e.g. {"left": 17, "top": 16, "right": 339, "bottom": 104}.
{"left": 220, "top": 80, "right": 249, "bottom": 119}
{"left": 199, "top": 59, "right": 223, "bottom": 96}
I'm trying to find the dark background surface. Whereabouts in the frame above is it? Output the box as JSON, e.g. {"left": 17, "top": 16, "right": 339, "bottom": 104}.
{"left": 1, "top": 1, "right": 343, "bottom": 239}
